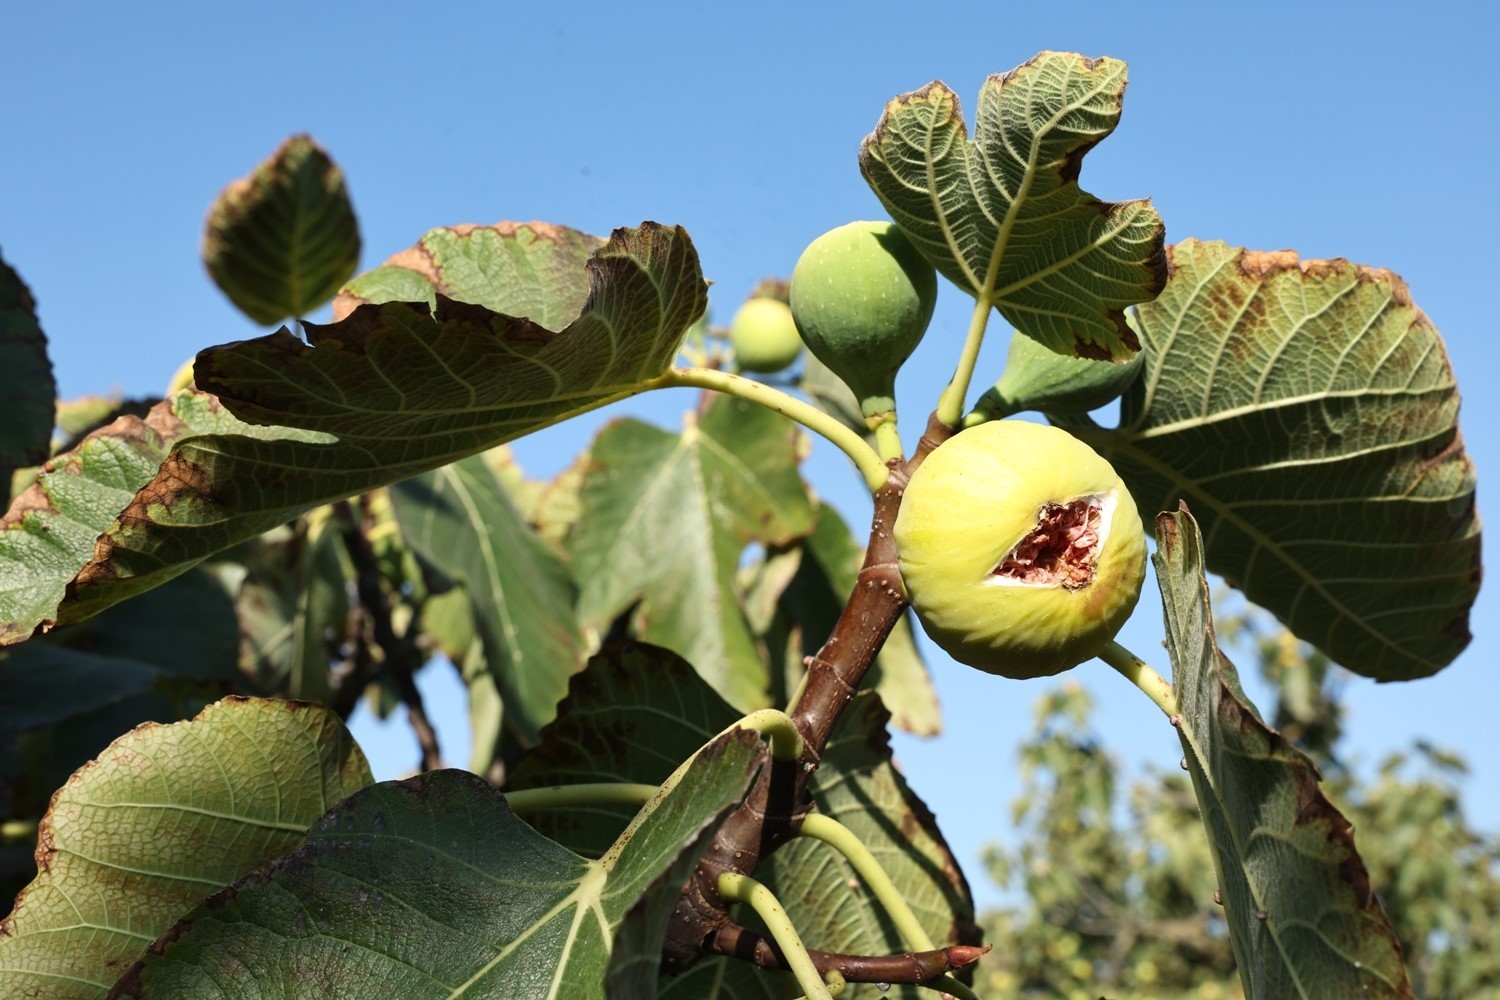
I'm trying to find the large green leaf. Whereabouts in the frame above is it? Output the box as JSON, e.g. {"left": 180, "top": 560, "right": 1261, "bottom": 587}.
{"left": 513, "top": 648, "right": 970, "bottom": 999}
{"left": 388, "top": 454, "right": 584, "bottom": 748}
{"left": 203, "top": 135, "right": 361, "bottom": 324}
{"left": 860, "top": 52, "right": 1166, "bottom": 362}
{"left": 757, "top": 693, "right": 977, "bottom": 1000}
{"left": 568, "top": 396, "right": 816, "bottom": 712}
{"left": 1153, "top": 505, "right": 1412, "bottom": 999}
{"left": 0, "top": 390, "right": 330, "bottom": 644}
{"left": 1077, "top": 239, "right": 1479, "bottom": 680}
{"left": 112, "top": 735, "right": 762, "bottom": 999}
{"left": 0, "top": 223, "right": 706, "bottom": 640}
{"left": 0, "top": 253, "right": 55, "bottom": 496}
{"left": 0, "top": 697, "right": 372, "bottom": 1000}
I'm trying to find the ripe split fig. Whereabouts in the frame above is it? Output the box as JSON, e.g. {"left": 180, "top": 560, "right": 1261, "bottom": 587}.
{"left": 728, "top": 297, "right": 803, "bottom": 374}
{"left": 788, "top": 220, "right": 937, "bottom": 425}
{"left": 894, "top": 420, "right": 1146, "bottom": 678}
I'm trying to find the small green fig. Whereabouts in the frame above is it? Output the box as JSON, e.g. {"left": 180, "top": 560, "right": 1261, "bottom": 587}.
{"left": 789, "top": 221, "right": 937, "bottom": 425}
{"left": 894, "top": 420, "right": 1146, "bottom": 678}
{"left": 975, "top": 330, "right": 1145, "bottom": 420}
{"left": 728, "top": 297, "right": 803, "bottom": 374}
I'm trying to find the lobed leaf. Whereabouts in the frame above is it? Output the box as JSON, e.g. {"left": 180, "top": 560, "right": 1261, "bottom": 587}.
{"left": 1078, "top": 239, "right": 1479, "bottom": 680}
{"left": 112, "top": 734, "right": 762, "bottom": 999}
{"left": 0, "top": 253, "right": 55, "bottom": 498}
{"left": 860, "top": 52, "right": 1166, "bottom": 362}
{"left": 203, "top": 135, "right": 361, "bottom": 325}
{"left": 0, "top": 697, "right": 372, "bottom": 1000}
{"left": 568, "top": 396, "right": 816, "bottom": 712}
{"left": 1154, "top": 504, "right": 1413, "bottom": 999}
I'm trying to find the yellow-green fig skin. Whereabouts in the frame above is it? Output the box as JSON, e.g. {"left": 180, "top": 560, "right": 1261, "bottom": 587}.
{"left": 728, "top": 297, "right": 803, "bottom": 374}
{"left": 894, "top": 420, "right": 1147, "bottom": 679}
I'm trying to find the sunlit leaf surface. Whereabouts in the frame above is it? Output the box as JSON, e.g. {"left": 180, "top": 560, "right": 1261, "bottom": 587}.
{"left": 0, "top": 698, "right": 372, "bottom": 1000}
{"left": 861, "top": 52, "right": 1165, "bottom": 362}
{"left": 1078, "top": 240, "right": 1479, "bottom": 680}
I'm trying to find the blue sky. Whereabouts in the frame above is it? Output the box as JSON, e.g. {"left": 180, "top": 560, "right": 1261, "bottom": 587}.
{"left": 5, "top": 2, "right": 1496, "bottom": 913}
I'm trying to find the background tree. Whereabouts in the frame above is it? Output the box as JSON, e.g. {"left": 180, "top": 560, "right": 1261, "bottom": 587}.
{"left": 978, "top": 604, "right": 1500, "bottom": 999}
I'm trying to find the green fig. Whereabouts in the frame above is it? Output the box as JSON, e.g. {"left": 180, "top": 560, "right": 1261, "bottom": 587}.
{"left": 894, "top": 420, "right": 1145, "bottom": 678}
{"left": 788, "top": 221, "right": 937, "bottom": 426}
{"left": 728, "top": 297, "right": 803, "bottom": 374}
{"left": 975, "top": 330, "right": 1145, "bottom": 420}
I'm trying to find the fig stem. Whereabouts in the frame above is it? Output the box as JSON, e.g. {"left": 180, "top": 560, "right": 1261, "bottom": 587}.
{"left": 935, "top": 291, "right": 994, "bottom": 427}
{"left": 798, "top": 813, "right": 935, "bottom": 952}
{"left": 717, "top": 872, "right": 833, "bottom": 1000}
{"left": 505, "top": 783, "right": 657, "bottom": 812}
{"left": 736, "top": 708, "right": 805, "bottom": 762}
{"left": 873, "top": 418, "right": 904, "bottom": 463}
{"left": 1100, "top": 639, "right": 1178, "bottom": 718}
{"left": 654, "top": 366, "right": 890, "bottom": 493}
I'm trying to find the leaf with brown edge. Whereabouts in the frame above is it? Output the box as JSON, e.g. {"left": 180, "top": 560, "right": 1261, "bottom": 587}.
{"left": 1154, "top": 504, "right": 1413, "bottom": 999}
{"left": 203, "top": 134, "right": 361, "bottom": 324}
{"left": 860, "top": 52, "right": 1166, "bottom": 362}
{"left": 2, "top": 223, "right": 705, "bottom": 635}
{"left": 1072, "top": 239, "right": 1479, "bottom": 680}
{"left": 0, "top": 253, "right": 55, "bottom": 499}
{"left": 0, "top": 696, "right": 372, "bottom": 1000}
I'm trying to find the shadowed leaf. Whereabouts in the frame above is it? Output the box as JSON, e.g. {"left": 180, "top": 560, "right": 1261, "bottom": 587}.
{"left": 508, "top": 641, "right": 742, "bottom": 857}
{"left": 1154, "top": 504, "right": 1412, "bottom": 999}
{"left": 0, "top": 697, "right": 372, "bottom": 1000}
{"left": 112, "top": 734, "right": 761, "bottom": 999}
{"left": 1077, "top": 240, "right": 1479, "bottom": 680}
{"left": 0, "top": 224, "right": 706, "bottom": 640}
{"left": 860, "top": 52, "right": 1166, "bottom": 362}
{"left": 568, "top": 396, "right": 816, "bottom": 712}
{"left": 0, "top": 254, "right": 54, "bottom": 497}
{"left": 203, "top": 135, "right": 361, "bottom": 324}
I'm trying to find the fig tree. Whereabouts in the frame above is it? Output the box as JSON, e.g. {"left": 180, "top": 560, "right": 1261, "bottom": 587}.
{"left": 728, "top": 297, "right": 803, "bottom": 373}
{"left": 894, "top": 420, "right": 1146, "bottom": 678}
{"left": 788, "top": 220, "right": 936, "bottom": 426}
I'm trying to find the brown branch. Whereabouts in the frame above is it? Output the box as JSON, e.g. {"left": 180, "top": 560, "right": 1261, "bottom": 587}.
{"left": 335, "top": 498, "right": 443, "bottom": 772}
{"left": 664, "top": 412, "right": 965, "bottom": 973}
{"left": 707, "top": 922, "right": 988, "bottom": 984}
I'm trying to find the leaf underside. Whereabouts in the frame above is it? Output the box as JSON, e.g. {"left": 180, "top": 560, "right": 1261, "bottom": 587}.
{"left": 1154, "top": 505, "right": 1413, "bottom": 1000}
{"left": 1082, "top": 239, "right": 1479, "bottom": 681}
{"left": 860, "top": 51, "right": 1166, "bottom": 362}
{"left": 0, "top": 222, "right": 707, "bottom": 642}
{"left": 202, "top": 134, "right": 361, "bottom": 325}
{"left": 0, "top": 697, "right": 372, "bottom": 1000}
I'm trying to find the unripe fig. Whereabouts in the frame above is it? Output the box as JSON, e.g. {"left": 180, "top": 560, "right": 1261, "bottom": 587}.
{"left": 728, "top": 297, "right": 803, "bottom": 373}
{"left": 976, "top": 330, "right": 1145, "bottom": 419}
{"left": 789, "top": 221, "right": 937, "bottom": 425}
{"left": 894, "top": 420, "right": 1146, "bottom": 678}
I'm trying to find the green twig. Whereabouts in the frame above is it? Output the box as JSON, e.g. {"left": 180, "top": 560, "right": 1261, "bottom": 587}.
{"left": 504, "top": 783, "right": 657, "bottom": 813}
{"left": 1100, "top": 640, "right": 1178, "bottom": 718}
{"left": 873, "top": 417, "right": 905, "bottom": 464}
{"left": 798, "top": 813, "right": 935, "bottom": 951}
{"left": 718, "top": 872, "right": 831, "bottom": 1000}
{"left": 652, "top": 366, "right": 890, "bottom": 493}
{"left": 935, "top": 293, "right": 994, "bottom": 427}
{"left": 736, "top": 708, "right": 804, "bottom": 762}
